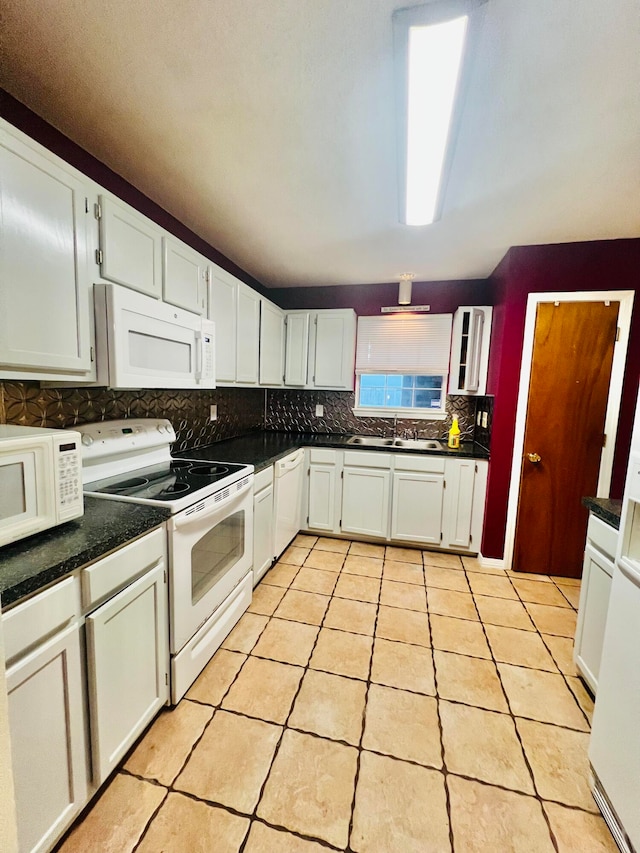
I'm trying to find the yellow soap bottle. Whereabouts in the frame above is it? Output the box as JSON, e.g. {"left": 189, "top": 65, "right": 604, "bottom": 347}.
{"left": 448, "top": 417, "right": 461, "bottom": 449}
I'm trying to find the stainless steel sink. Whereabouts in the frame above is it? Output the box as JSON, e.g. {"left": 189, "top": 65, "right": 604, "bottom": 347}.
{"left": 346, "top": 436, "right": 394, "bottom": 447}
{"left": 392, "top": 438, "right": 443, "bottom": 450}
{"left": 346, "top": 435, "right": 443, "bottom": 451}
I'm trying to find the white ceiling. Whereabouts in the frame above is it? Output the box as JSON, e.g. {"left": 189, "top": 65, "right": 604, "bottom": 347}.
{"left": 1, "top": 0, "right": 639, "bottom": 288}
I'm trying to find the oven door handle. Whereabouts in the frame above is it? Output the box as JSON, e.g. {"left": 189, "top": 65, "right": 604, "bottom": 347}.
{"left": 170, "top": 478, "right": 252, "bottom": 531}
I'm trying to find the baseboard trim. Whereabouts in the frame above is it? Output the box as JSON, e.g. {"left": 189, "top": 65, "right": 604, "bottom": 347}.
{"left": 478, "top": 553, "right": 506, "bottom": 570}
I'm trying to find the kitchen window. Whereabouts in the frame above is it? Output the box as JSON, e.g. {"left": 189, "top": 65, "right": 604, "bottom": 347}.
{"left": 353, "top": 314, "right": 452, "bottom": 419}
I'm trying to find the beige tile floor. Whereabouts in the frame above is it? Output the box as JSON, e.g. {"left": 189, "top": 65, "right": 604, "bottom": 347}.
{"left": 57, "top": 536, "right": 619, "bottom": 853}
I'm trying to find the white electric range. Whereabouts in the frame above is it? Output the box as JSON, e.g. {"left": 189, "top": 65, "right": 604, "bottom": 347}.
{"left": 78, "top": 419, "right": 254, "bottom": 703}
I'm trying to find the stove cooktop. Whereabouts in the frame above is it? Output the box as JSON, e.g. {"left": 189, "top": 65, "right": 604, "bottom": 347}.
{"left": 86, "top": 458, "right": 250, "bottom": 506}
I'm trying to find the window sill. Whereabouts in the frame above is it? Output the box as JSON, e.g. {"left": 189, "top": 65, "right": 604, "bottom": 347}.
{"left": 352, "top": 407, "right": 447, "bottom": 421}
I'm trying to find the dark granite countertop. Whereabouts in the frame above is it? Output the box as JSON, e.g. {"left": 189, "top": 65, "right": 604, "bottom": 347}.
{"left": 176, "top": 430, "right": 490, "bottom": 472}
{"left": 582, "top": 497, "right": 623, "bottom": 531}
{"left": 0, "top": 497, "right": 170, "bottom": 610}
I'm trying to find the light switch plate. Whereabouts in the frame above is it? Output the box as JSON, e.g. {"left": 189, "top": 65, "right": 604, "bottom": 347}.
{"left": 210, "top": 404, "right": 218, "bottom": 421}
{"left": 315, "top": 404, "right": 324, "bottom": 417}
{"left": 482, "top": 411, "right": 488, "bottom": 428}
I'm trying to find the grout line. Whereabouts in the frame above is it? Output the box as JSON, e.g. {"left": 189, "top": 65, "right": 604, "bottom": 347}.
{"left": 64, "top": 537, "right": 590, "bottom": 853}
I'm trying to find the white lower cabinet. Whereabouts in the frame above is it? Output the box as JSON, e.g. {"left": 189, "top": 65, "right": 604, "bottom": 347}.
{"left": 574, "top": 514, "right": 618, "bottom": 694}
{"left": 341, "top": 452, "right": 392, "bottom": 539}
{"left": 306, "top": 449, "right": 341, "bottom": 533}
{"left": 6, "top": 622, "right": 87, "bottom": 853}
{"left": 85, "top": 562, "right": 168, "bottom": 784}
{"left": 442, "top": 458, "right": 487, "bottom": 550}
{"left": 302, "top": 449, "right": 488, "bottom": 553}
{"left": 253, "top": 466, "right": 275, "bottom": 584}
{"left": 2, "top": 526, "right": 169, "bottom": 852}
{"left": 391, "top": 456, "right": 445, "bottom": 545}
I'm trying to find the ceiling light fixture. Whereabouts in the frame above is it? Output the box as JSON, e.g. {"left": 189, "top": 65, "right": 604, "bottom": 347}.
{"left": 394, "top": 1, "right": 486, "bottom": 227}
{"left": 398, "top": 272, "right": 415, "bottom": 305}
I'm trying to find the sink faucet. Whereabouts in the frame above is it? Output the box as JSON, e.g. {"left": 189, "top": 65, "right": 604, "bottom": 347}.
{"left": 393, "top": 415, "right": 398, "bottom": 438}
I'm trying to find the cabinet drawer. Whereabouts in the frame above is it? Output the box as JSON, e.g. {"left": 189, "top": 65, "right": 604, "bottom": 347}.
{"left": 343, "top": 451, "right": 392, "bottom": 469}
{"left": 308, "top": 448, "right": 338, "bottom": 465}
{"left": 587, "top": 514, "right": 618, "bottom": 562}
{"left": 394, "top": 454, "right": 445, "bottom": 474}
{"left": 81, "top": 527, "right": 166, "bottom": 609}
{"left": 3, "top": 576, "right": 79, "bottom": 664}
{"left": 254, "top": 465, "right": 274, "bottom": 492}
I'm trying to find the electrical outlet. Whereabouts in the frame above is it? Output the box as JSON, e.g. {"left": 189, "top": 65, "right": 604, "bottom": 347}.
{"left": 482, "top": 411, "right": 488, "bottom": 428}
{"left": 315, "top": 404, "right": 324, "bottom": 417}
{"left": 209, "top": 404, "right": 218, "bottom": 421}
{"left": 476, "top": 410, "right": 482, "bottom": 426}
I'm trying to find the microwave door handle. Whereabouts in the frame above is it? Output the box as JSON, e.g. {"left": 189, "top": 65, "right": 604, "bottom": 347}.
{"left": 194, "top": 331, "right": 203, "bottom": 383}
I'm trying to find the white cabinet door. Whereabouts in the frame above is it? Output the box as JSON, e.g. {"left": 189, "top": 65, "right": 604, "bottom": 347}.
{"left": 6, "top": 623, "right": 87, "bottom": 853}
{"left": 236, "top": 283, "right": 260, "bottom": 384}
{"left": 442, "top": 459, "right": 476, "bottom": 548}
{"left": 391, "top": 471, "right": 444, "bottom": 545}
{"left": 260, "top": 299, "right": 285, "bottom": 386}
{"left": 284, "top": 312, "right": 310, "bottom": 386}
{"left": 253, "top": 483, "right": 274, "bottom": 584}
{"left": 85, "top": 563, "right": 168, "bottom": 785}
{"left": 308, "top": 463, "right": 338, "bottom": 532}
{"left": 341, "top": 467, "right": 391, "bottom": 539}
{"left": 210, "top": 267, "right": 237, "bottom": 382}
{"left": 574, "top": 543, "right": 613, "bottom": 693}
{"left": 98, "top": 195, "right": 162, "bottom": 298}
{"left": 0, "top": 124, "right": 92, "bottom": 378}
{"left": 313, "top": 310, "right": 357, "bottom": 390}
{"left": 163, "top": 236, "right": 207, "bottom": 314}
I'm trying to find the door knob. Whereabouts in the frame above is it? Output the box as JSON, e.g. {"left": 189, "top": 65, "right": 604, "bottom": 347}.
{"left": 527, "top": 452, "right": 541, "bottom": 463}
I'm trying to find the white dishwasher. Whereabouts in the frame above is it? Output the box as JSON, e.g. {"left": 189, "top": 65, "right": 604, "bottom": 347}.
{"left": 273, "top": 449, "right": 305, "bottom": 558}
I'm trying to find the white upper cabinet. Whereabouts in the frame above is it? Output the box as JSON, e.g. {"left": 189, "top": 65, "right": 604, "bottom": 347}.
{"left": 209, "top": 266, "right": 237, "bottom": 382}
{"left": 260, "top": 299, "right": 285, "bottom": 386}
{"left": 0, "top": 121, "right": 93, "bottom": 380}
{"left": 449, "top": 306, "right": 492, "bottom": 395}
{"left": 209, "top": 266, "right": 261, "bottom": 385}
{"left": 162, "top": 236, "right": 207, "bottom": 314}
{"left": 236, "top": 283, "right": 260, "bottom": 384}
{"left": 97, "top": 194, "right": 162, "bottom": 299}
{"left": 312, "top": 310, "right": 357, "bottom": 390}
{"left": 284, "top": 309, "right": 356, "bottom": 390}
{"left": 284, "top": 312, "right": 310, "bottom": 386}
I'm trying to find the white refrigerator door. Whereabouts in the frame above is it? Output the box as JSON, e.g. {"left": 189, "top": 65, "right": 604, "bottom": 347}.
{"left": 588, "top": 557, "right": 640, "bottom": 853}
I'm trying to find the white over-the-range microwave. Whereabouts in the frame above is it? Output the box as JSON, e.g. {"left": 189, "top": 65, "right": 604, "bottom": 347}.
{"left": 0, "top": 425, "right": 84, "bottom": 548}
{"left": 94, "top": 282, "right": 216, "bottom": 389}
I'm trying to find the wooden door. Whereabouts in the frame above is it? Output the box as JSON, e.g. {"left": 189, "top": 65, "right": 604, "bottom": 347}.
{"left": 513, "top": 301, "right": 618, "bottom": 577}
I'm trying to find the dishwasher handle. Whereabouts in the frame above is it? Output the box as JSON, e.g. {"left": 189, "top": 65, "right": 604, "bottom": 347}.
{"left": 275, "top": 449, "right": 305, "bottom": 476}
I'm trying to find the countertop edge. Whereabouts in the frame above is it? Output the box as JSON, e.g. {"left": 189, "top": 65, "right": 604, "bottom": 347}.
{"left": 582, "top": 496, "right": 622, "bottom": 531}
{"left": 176, "top": 431, "right": 490, "bottom": 473}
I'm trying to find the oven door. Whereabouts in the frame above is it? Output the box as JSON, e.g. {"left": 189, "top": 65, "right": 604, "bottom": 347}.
{"left": 95, "top": 282, "right": 215, "bottom": 389}
{"left": 167, "top": 477, "right": 253, "bottom": 653}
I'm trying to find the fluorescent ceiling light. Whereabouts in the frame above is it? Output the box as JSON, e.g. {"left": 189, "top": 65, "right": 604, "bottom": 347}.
{"left": 404, "top": 15, "right": 468, "bottom": 226}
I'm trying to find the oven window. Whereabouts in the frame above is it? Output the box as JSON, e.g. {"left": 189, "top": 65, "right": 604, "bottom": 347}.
{"left": 191, "top": 509, "right": 245, "bottom": 604}
{"left": 0, "top": 462, "right": 27, "bottom": 521}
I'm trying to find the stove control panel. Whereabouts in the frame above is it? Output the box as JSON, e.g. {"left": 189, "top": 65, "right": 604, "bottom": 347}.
{"left": 76, "top": 419, "right": 177, "bottom": 482}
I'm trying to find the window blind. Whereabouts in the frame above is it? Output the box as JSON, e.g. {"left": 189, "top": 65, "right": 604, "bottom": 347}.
{"left": 355, "top": 314, "right": 453, "bottom": 375}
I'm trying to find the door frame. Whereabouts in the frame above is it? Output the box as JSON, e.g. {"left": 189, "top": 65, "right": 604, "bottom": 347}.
{"left": 501, "top": 290, "right": 634, "bottom": 572}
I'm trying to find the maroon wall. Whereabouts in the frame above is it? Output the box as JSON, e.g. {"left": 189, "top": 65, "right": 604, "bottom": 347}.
{"left": 268, "top": 279, "right": 492, "bottom": 315}
{"left": 0, "top": 90, "right": 269, "bottom": 296}
{"left": 482, "top": 238, "right": 640, "bottom": 559}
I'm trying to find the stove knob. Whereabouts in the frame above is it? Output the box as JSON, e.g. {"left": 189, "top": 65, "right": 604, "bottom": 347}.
{"left": 81, "top": 434, "right": 94, "bottom": 446}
